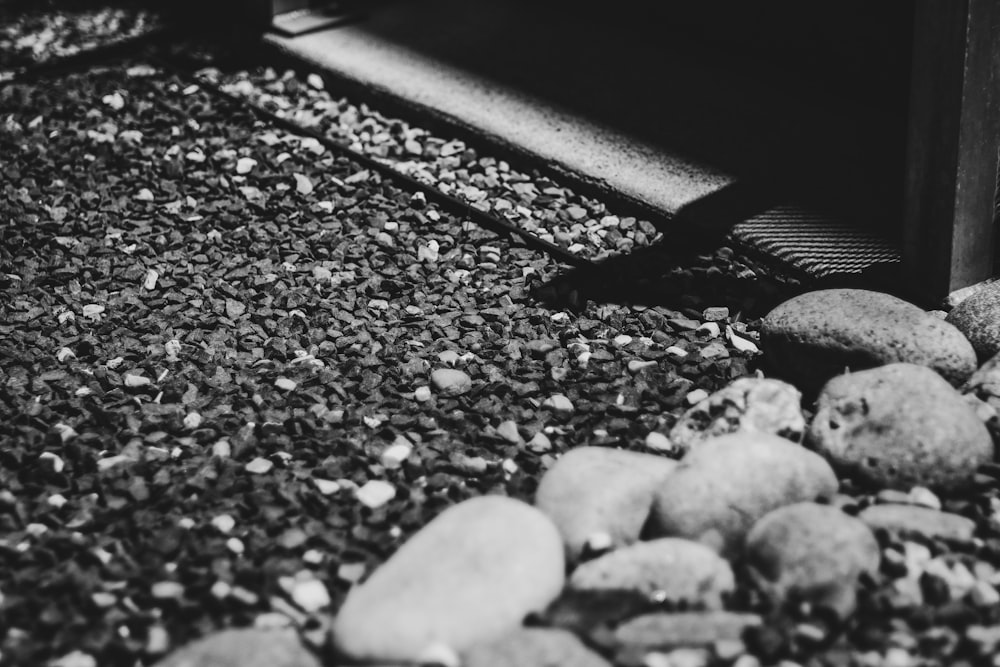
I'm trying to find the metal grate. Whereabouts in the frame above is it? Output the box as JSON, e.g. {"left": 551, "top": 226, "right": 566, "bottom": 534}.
{"left": 729, "top": 204, "right": 901, "bottom": 278}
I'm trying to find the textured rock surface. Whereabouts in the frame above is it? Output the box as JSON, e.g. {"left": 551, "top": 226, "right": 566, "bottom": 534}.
{"left": 331, "top": 496, "right": 565, "bottom": 663}
{"left": 808, "top": 363, "right": 992, "bottom": 491}
{"left": 463, "top": 627, "right": 612, "bottom": 667}
{"left": 745, "top": 503, "right": 880, "bottom": 619}
{"left": 669, "top": 377, "right": 805, "bottom": 452}
{"left": 153, "top": 628, "right": 320, "bottom": 667}
{"left": 430, "top": 368, "right": 473, "bottom": 396}
{"left": 859, "top": 504, "right": 976, "bottom": 543}
{"left": 613, "top": 611, "right": 762, "bottom": 650}
{"left": 646, "top": 433, "right": 838, "bottom": 556}
{"left": 535, "top": 446, "right": 678, "bottom": 562}
{"left": 567, "top": 538, "right": 734, "bottom": 609}
{"left": 947, "top": 281, "right": 1000, "bottom": 361}
{"left": 762, "top": 288, "right": 976, "bottom": 391}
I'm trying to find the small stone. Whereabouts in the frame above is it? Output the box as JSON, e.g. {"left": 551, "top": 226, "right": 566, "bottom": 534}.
{"left": 669, "top": 378, "right": 805, "bottom": 453}
{"left": 969, "top": 581, "right": 1000, "bottom": 607}
{"left": 331, "top": 496, "right": 564, "bottom": 663}
{"left": 496, "top": 420, "right": 524, "bottom": 444}
{"left": 685, "top": 389, "right": 709, "bottom": 405}
{"left": 431, "top": 368, "right": 473, "bottom": 396}
{"left": 236, "top": 157, "right": 257, "bottom": 174}
{"left": 381, "top": 438, "right": 412, "bottom": 469}
{"left": 762, "top": 289, "right": 976, "bottom": 392}
{"left": 152, "top": 581, "right": 185, "bottom": 599}
{"left": 245, "top": 457, "right": 274, "bottom": 474}
{"left": 211, "top": 514, "right": 236, "bottom": 533}
{"left": 665, "top": 346, "right": 688, "bottom": 358}
{"left": 543, "top": 394, "right": 574, "bottom": 414}
{"left": 463, "top": 627, "right": 612, "bottom": 667}
{"left": 51, "top": 651, "right": 97, "bottom": 667}
{"left": 527, "top": 432, "right": 552, "bottom": 452}
{"left": 858, "top": 505, "right": 975, "bottom": 543}
{"left": 124, "top": 374, "right": 151, "bottom": 388}
{"left": 306, "top": 73, "right": 324, "bottom": 89}
{"left": 644, "top": 432, "right": 675, "bottom": 453}
{"left": 808, "top": 363, "right": 992, "bottom": 491}
{"left": 413, "top": 386, "right": 432, "bottom": 402}
{"left": 696, "top": 322, "right": 721, "bottom": 338}
{"left": 614, "top": 612, "right": 762, "bottom": 650}
{"left": 568, "top": 538, "right": 734, "bottom": 609}
{"left": 907, "top": 486, "right": 941, "bottom": 510}
{"left": 647, "top": 433, "right": 838, "bottom": 557}
{"left": 535, "top": 447, "right": 677, "bottom": 563}
{"left": 745, "top": 503, "right": 880, "bottom": 618}
{"left": 356, "top": 480, "right": 396, "bottom": 509}
{"left": 151, "top": 628, "right": 320, "bottom": 667}
{"left": 313, "top": 478, "right": 340, "bottom": 495}
{"left": 290, "top": 577, "right": 330, "bottom": 612}
{"left": 274, "top": 377, "right": 297, "bottom": 391}
{"left": 703, "top": 307, "right": 730, "bottom": 322}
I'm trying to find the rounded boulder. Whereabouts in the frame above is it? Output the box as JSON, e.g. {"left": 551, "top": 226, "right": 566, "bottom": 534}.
{"left": 331, "top": 496, "right": 565, "bottom": 663}
{"left": 808, "top": 363, "right": 992, "bottom": 491}
{"left": 645, "top": 432, "right": 838, "bottom": 557}
{"left": 762, "top": 288, "right": 976, "bottom": 392}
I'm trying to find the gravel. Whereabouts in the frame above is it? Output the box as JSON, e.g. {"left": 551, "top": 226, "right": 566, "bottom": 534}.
{"left": 15, "top": 10, "right": 1000, "bottom": 667}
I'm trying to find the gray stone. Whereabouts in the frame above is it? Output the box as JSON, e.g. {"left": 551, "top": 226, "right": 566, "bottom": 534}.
{"left": 613, "top": 612, "right": 762, "bottom": 650}
{"left": 534, "top": 447, "right": 678, "bottom": 563}
{"left": 568, "top": 538, "right": 734, "bottom": 609}
{"left": 761, "top": 288, "right": 976, "bottom": 392}
{"left": 745, "top": 503, "right": 880, "bottom": 619}
{"left": 947, "top": 281, "right": 1000, "bottom": 361}
{"left": 331, "top": 496, "right": 564, "bottom": 663}
{"left": 808, "top": 363, "right": 992, "bottom": 492}
{"left": 153, "top": 628, "right": 319, "bottom": 667}
{"left": 858, "top": 504, "right": 976, "bottom": 543}
{"left": 668, "top": 377, "right": 805, "bottom": 453}
{"left": 962, "top": 353, "right": 1000, "bottom": 444}
{"left": 645, "top": 433, "right": 838, "bottom": 557}
{"left": 430, "top": 368, "right": 472, "bottom": 396}
{"left": 463, "top": 627, "right": 612, "bottom": 667}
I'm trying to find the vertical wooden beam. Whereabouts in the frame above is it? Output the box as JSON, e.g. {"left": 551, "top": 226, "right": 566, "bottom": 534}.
{"left": 903, "top": 0, "right": 1000, "bottom": 302}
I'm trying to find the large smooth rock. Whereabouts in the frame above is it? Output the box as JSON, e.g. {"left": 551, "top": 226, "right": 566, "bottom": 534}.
{"left": 761, "top": 288, "right": 976, "bottom": 392}
{"left": 463, "top": 628, "right": 612, "bottom": 667}
{"left": 858, "top": 504, "right": 976, "bottom": 543}
{"left": 153, "top": 628, "right": 319, "bottom": 667}
{"left": 613, "top": 612, "right": 763, "bottom": 650}
{"left": 534, "top": 447, "right": 678, "bottom": 563}
{"left": 947, "top": 281, "right": 1000, "bottom": 361}
{"left": 568, "top": 538, "right": 734, "bottom": 610}
{"left": 745, "top": 503, "right": 880, "bottom": 619}
{"left": 669, "top": 377, "right": 805, "bottom": 452}
{"left": 808, "top": 363, "right": 992, "bottom": 491}
{"left": 645, "top": 433, "right": 838, "bottom": 557}
{"left": 331, "top": 496, "right": 565, "bottom": 663}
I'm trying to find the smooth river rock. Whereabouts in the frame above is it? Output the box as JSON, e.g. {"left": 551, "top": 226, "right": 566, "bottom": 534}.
{"left": 331, "top": 496, "right": 565, "bottom": 663}
{"left": 808, "top": 363, "right": 993, "bottom": 491}
{"left": 858, "top": 504, "right": 976, "bottom": 543}
{"left": 430, "top": 368, "right": 473, "bottom": 396}
{"left": 669, "top": 377, "right": 806, "bottom": 452}
{"left": 613, "top": 611, "right": 763, "bottom": 650}
{"left": 645, "top": 433, "right": 838, "bottom": 557}
{"left": 463, "top": 627, "right": 612, "bottom": 667}
{"left": 568, "top": 538, "right": 734, "bottom": 609}
{"left": 946, "top": 281, "right": 1000, "bottom": 361}
{"left": 535, "top": 447, "right": 678, "bottom": 562}
{"left": 761, "top": 288, "right": 976, "bottom": 392}
{"left": 153, "top": 628, "right": 320, "bottom": 667}
{"left": 745, "top": 503, "right": 880, "bottom": 619}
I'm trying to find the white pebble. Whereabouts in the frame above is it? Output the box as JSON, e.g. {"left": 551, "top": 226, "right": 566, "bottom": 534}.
{"left": 211, "top": 514, "right": 236, "bottom": 533}
{"left": 245, "top": 457, "right": 274, "bottom": 474}
{"left": 227, "top": 537, "right": 245, "bottom": 554}
{"left": 56, "top": 347, "right": 76, "bottom": 362}
{"left": 314, "top": 478, "right": 341, "bottom": 495}
{"left": 274, "top": 377, "right": 297, "bottom": 391}
{"left": 502, "top": 459, "right": 519, "bottom": 475}
{"left": 685, "top": 389, "right": 710, "bottom": 405}
{"left": 307, "top": 73, "right": 324, "bottom": 89}
{"left": 291, "top": 577, "right": 331, "bottom": 612}
{"left": 48, "top": 494, "right": 68, "bottom": 508}
{"left": 381, "top": 440, "right": 412, "bottom": 469}
{"left": 696, "top": 322, "right": 721, "bottom": 338}
{"left": 356, "top": 480, "right": 396, "bottom": 509}
{"left": 413, "top": 386, "right": 432, "bottom": 402}
{"left": 39, "top": 452, "right": 65, "bottom": 473}
{"left": 418, "top": 642, "right": 460, "bottom": 667}
{"left": 645, "top": 431, "right": 674, "bottom": 453}
{"left": 628, "top": 360, "right": 657, "bottom": 373}
{"left": 907, "top": 486, "right": 941, "bottom": 510}
{"left": 235, "top": 157, "right": 257, "bottom": 174}
{"left": 613, "top": 334, "right": 633, "bottom": 346}
{"left": 543, "top": 394, "right": 574, "bottom": 413}
{"left": 665, "top": 345, "right": 688, "bottom": 357}
{"left": 183, "top": 412, "right": 202, "bottom": 430}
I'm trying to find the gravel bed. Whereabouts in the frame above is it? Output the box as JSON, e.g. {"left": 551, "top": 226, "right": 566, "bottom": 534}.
{"left": 190, "top": 62, "right": 666, "bottom": 264}
{"left": 0, "top": 53, "right": 803, "bottom": 666}
{"left": 0, "top": 2, "right": 162, "bottom": 78}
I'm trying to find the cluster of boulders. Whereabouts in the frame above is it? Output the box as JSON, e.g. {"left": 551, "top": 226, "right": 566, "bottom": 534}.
{"left": 157, "top": 285, "right": 1000, "bottom": 667}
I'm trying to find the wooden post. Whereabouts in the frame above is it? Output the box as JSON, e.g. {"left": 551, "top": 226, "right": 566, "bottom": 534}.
{"left": 904, "top": 0, "right": 1000, "bottom": 302}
